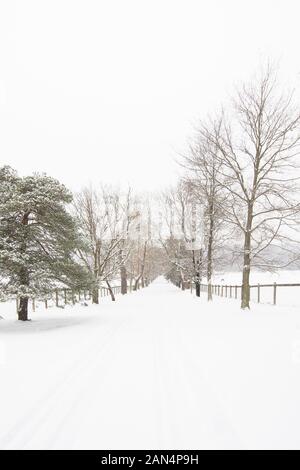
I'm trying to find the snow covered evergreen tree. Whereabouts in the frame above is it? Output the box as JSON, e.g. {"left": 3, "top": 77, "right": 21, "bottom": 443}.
{"left": 0, "top": 166, "right": 91, "bottom": 320}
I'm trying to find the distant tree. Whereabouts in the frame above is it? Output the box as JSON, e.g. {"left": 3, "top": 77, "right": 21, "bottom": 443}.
{"left": 160, "top": 183, "right": 203, "bottom": 293}
{"left": 126, "top": 203, "right": 164, "bottom": 289}
{"left": 0, "top": 166, "right": 91, "bottom": 320}
{"left": 129, "top": 199, "right": 153, "bottom": 291}
{"left": 73, "top": 186, "right": 137, "bottom": 302}
{"left": 119, "top": 188, "right": 137, "bottom": 295}
{"left": 183, "top": 125, "right": 228, "bottom": 300}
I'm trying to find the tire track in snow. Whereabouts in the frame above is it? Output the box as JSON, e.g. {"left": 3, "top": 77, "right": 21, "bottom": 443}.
{"left": 174, "top": 326, "right": 244, "bottom": 449}
{"left": 44, "top": 317, "right": 134, "bottom": 449}
{"left": 150, "top": 292, "right": 244, "bottom": 449}
{"left": 1, "top": 281, "right": 246, "bottom": 449}
{"left": 0, "top": 316, "right": 128, "bottom": 449}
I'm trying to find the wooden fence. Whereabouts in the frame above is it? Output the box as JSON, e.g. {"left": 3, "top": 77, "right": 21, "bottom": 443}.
{"left": 190, "top": 281, "right": 300, "bottom": 306}
{"left": 13, "top": 281, "right": 146, "bottom": 312}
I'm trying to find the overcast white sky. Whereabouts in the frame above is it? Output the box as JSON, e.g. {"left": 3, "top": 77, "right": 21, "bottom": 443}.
{"left": 1, "top": 0, "right": 300, "bottom": 191}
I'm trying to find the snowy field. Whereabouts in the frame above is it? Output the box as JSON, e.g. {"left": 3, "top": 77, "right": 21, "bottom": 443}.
{"left": 1, "top": 277, "right": 300, "bottom": 449}
{"left": 210, "top": 269, "right": 300, "bottom": 309}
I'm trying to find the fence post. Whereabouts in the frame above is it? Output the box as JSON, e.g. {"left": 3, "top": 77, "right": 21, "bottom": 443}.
{"left": 32, "top": 298, "right": 35, "bottom": 312}
{"left": 64, "top": 288, "right": 67, "bottom": 305}
{"left": 235, "top": 286, "right": 237, "bottom": 299}
{"left": 45, "top": 298, "right": 48, "bottom": 309}
{"left": 273, "top": 282, "right": 277, "bottom": 305}
{"left": 55, "top": 289, "right": 59, "bottom": 307}
{"left": 257, "top": 284, "right": 260, "bottom": 303}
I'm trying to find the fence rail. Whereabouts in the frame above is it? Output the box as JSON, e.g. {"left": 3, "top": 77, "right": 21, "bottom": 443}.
{"left": 7, "top": 280, "right": 147, "bottom": 313}
{"left": 189, "top": 281, "right": 300, "bottom": 306}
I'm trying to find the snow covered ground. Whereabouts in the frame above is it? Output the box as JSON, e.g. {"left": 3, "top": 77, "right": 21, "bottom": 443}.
{"left": 1, "top": 277, "right": 300, "bottom": 449}
{"left": 210, "top": 269, "right": 300, "bottom": 308}
{"left": 213, "top": 269, "right": 300, "bottom": 284}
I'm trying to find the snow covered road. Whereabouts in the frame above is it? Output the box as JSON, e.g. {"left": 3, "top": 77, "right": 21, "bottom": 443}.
{"left": 1, "top": 277, "right": 300, "bottom": 449}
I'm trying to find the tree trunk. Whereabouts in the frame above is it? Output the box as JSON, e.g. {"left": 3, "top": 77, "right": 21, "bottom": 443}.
{"left": 241, "top": 204, "right": 253, "bottom": 309}
{"left": 180, "top": 269, "right": 185, "bottom": 290}
{"left": 106, "top": 281, "right": 116, "bottom": 301}
{"left": 120, "top": 265, "right": 127, "bottom": 295}
{"left": 192, "top": 249, "right": 201, "bottom": 297}
{"left": 18, "top": 296, "right": 29, "bottom": 321}
{"left": 92, "top": 241, "right": 100, "bottom": 304}
{"left": 241, "top": 231, "right": 251, "bottom": 309}
{"left": 207, "top": 202, "right": 214, "bottom": 301}
{"left": 207, "top": 279, "right": 212, "bottom": 301}
{"left": 92, "top": 287, "right": 99, "bottom": 304}
{"left": 18, "top": 211, "right": 31, "bottom": 320}
{"left": 134, "top": 241, "right": 147, "bottom": 291}
{"left": 195, "top": 250, "right": 202, "bottom": 297}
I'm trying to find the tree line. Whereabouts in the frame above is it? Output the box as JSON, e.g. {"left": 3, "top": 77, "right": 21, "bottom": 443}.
{"left": 1, "top": 65, "right": 300, "bottom": 320}
{"left": 0, "top": 170, "right": 162, "bottom": 320}
{"left": 165, "top": 65, "right": 300, "bottom": 308}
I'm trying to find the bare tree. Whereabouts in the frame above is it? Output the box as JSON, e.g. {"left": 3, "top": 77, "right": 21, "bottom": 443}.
{"left": 118, "top": 188, "right": 138, "bottom": 295}
{"left": 183, "top": 128, "right": 228, "bottom": 300}
{"left": 73, "top": 186, "right": 136, "bottom": 302}
{"left": 201, "top": 66, "right": 300, "bottom": 308}
{"left": 159, "top": 183, "right": 204, "bottom": 293}
{"left": 127, "top": 197, "right": 153, "bottom": 291}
